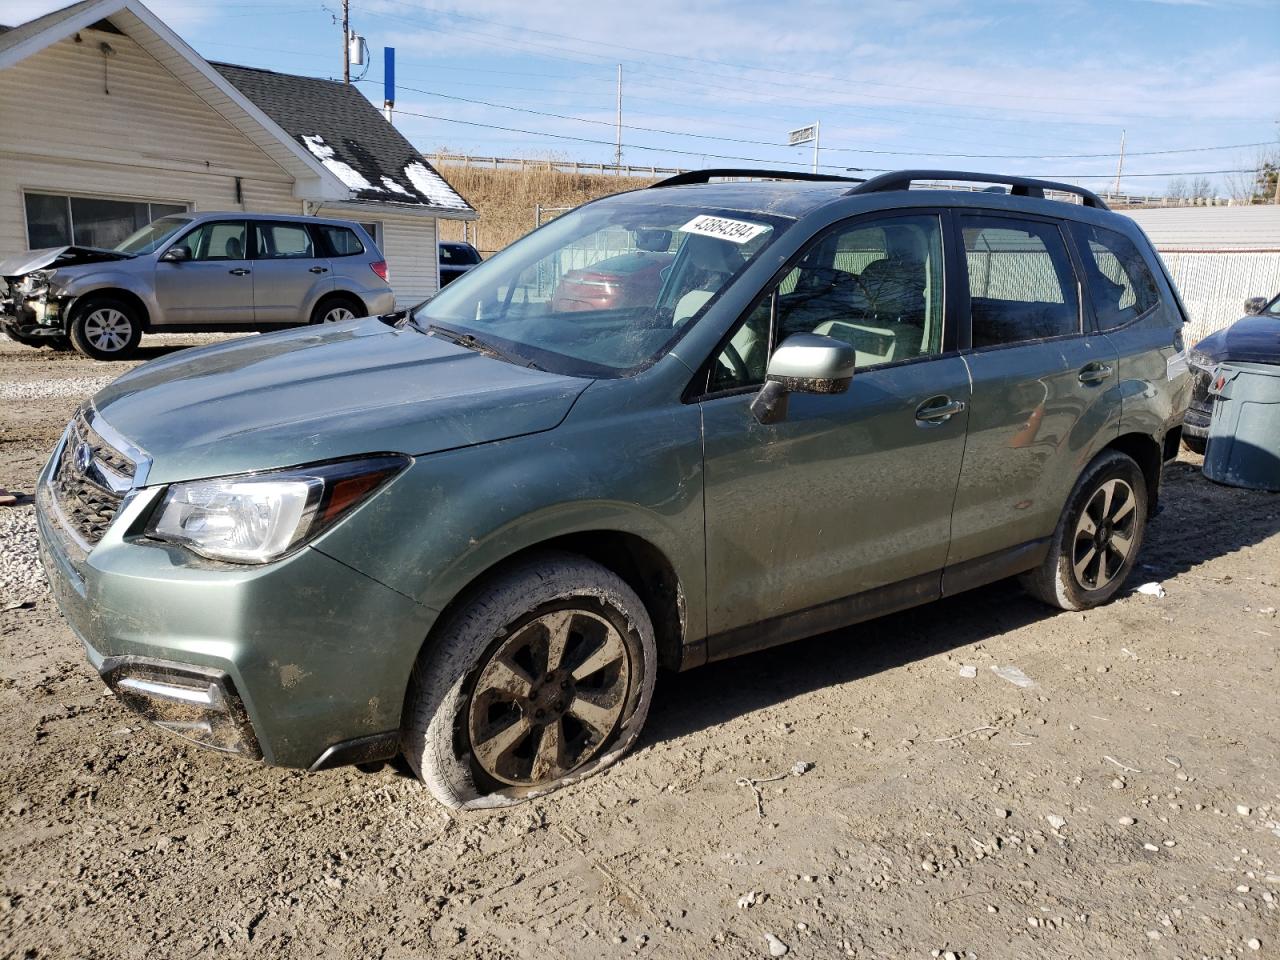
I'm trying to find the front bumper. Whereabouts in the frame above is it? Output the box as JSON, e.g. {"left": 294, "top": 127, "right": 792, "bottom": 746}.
{"left": 35, "top": 430, "right": 437, "bottom": 769}
{"left": 1183, "top": 400, "right": 1211, "bottom": 439}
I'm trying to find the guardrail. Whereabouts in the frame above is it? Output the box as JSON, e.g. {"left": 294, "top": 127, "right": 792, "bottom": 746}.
{"left": 429, "top": 152, "right": 688, "bottom": 178}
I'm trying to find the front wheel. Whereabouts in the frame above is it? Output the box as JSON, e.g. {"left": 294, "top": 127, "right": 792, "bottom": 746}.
{"left": 402, "top": 553, "right": 657, "bottom": 809}
{"left": 68, "top": 297, "right": 141, "bottom": 360}
{"left": 1021, "top": 450, "right": 1149, "bottom": 611}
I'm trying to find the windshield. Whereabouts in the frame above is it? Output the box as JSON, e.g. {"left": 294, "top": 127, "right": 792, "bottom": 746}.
{"left": 114, "top": 216, "right": 192, "bottom": 255}
{"left": 413, "top": 200, "right": 785, "bottom": 376}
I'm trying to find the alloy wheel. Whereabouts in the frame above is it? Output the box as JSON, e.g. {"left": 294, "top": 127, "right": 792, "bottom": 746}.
{"left": 83, "top": 308, "right": 133, "bottom": 352}
{"left": 467, "top": 608, "right": 630, "bottom": 786}
{"left": 323, "top": 306, "right": 355, "bottom": 323}
{"left": 1071, "top": 478, "right": 1138, "bottom": 591}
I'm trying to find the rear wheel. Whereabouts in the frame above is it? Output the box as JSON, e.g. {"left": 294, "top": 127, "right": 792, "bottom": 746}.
{"left": 68, "top": 297, "right": 141, "bottom": 360}
{"left": 1182, "top": 433, "right": 1206, "bottom": 456}
{"left": 1021, "top": 450, "right": 1149, "bottom": 611}
{"left": 402, "top": 553, "right": 657, "bottom": 809}
{"left": 309, "top": 294, "right": 364, "bottom": 325}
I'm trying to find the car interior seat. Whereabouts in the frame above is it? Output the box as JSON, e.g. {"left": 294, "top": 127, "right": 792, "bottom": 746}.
{"left": 225, "top": 235, "right": 243, "bottom": 260}
{"left": 672, "top": 237, "right": 745, "bottom": 327}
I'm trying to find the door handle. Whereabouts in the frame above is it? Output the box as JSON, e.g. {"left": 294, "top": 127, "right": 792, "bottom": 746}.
{"left": 1078, "top": 362, "right": 1113, "bottom": 385}
{"left": 309, "top": 266, "right": 329, "bottom": 274}
{"left": 228, "top": 268, "right": 251, "bottom": 276}
{"left": 915, "top": 396, "right": 967, "bottom": 424}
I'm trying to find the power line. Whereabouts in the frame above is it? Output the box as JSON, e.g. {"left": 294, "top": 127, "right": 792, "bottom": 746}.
{"left": 369, "top": 81, "right": 1271, "bottom": 162}
{"left": 389, "top": 105, "right": 1256, "bottom": 179}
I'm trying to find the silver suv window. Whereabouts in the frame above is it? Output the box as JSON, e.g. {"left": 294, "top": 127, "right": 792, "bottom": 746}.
{"left": 255, "top": 222, "right": 314, "bottom": 259}
{"left": 179, "top": 221, "right": 248, "bottom": 261}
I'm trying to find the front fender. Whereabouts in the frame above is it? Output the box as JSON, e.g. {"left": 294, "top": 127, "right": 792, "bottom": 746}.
{"left": 59, "top": 271, "right": 159, "bottom": 326}
{"left": 312, "top": 389, "right": 707, "bottom": 650}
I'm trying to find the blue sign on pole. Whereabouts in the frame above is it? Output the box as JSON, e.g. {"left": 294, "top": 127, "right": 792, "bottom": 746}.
{"left": 384, "top": 47, "right": 395, "bottom": 107}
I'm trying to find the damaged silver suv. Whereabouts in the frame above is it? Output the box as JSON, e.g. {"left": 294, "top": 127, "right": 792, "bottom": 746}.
{"left": 38, "top": 170, "right": 1190, "bottom": 809}
{"left": 1, "top": 212, "right": 394, "bottom": 359}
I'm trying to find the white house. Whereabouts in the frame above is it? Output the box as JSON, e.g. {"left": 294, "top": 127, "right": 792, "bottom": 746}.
{"left": 0, "top": 0, "right": 476, "bottom": 304}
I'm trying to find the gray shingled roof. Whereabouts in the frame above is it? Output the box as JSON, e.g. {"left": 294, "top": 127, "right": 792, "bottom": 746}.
{"left": 212, "top": 62, "right": 472, "bottom": 213}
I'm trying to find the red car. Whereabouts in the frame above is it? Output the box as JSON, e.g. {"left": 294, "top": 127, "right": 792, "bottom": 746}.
{"left": 551, "top": 252, "right": 673, "bottom": 312}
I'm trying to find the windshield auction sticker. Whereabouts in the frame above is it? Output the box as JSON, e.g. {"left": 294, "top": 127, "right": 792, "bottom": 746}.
{"left": 679, "top": 214, "right": 770, "bottom": 244}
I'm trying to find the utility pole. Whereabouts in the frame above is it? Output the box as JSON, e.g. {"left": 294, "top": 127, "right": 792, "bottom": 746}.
{"left": 813, "top": 120, "right": 820, "bottom": 174}
{"left": 1112, "top": 128, "right": 1125, "bottom": 197}
{"left": 342, "top": 0, "right": 350, "bottom": 84}
{"left": 614, "top": 64, "right": 623, "bottom": 171}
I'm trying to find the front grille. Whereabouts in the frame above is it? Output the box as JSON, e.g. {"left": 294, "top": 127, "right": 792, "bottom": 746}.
{"left": 49, "top": 410, "right": 136, "bottom": 546}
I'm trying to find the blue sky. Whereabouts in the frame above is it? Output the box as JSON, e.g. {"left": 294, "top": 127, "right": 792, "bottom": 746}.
{"left": 11, "top": 0, "right": 1280, "bottom": 195}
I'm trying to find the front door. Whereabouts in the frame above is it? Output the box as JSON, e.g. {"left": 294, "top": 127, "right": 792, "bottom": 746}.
{"left": 250, "top": 220, "right": 334, "bottom": 324}
{"left": 699, "top": 212, "right": 970, "bottom": 652}
{"left": 946, "top": 212, "right": 1119, "bottom": 573}
{"left": 154, "top": 219, "right": 254, "bottom": 325}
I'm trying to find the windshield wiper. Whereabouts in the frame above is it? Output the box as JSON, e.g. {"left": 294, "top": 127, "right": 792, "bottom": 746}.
{"left": 425, "top": 323, "right": 543, "bottom": 371}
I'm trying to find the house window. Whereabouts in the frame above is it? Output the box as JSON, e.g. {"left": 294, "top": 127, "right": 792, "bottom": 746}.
{"left": 356, "top": 221, "right": 383, "bottom": 250}
{"left": 23, "top": 193, "right": 190, "bottom": 250}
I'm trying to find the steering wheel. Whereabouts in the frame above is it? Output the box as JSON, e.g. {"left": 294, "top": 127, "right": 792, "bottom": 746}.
{"left": 717, "top": 341, "right": 750, "bottom": 383}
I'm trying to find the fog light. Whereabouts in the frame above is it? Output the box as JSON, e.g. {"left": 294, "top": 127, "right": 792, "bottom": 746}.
{"left": 101, "top": 658, "right": 260, "bottom": 758}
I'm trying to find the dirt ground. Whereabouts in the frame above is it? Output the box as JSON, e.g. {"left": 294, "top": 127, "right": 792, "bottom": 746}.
{"left": 0, "top": 335, "right": 1277, "bottom": 960}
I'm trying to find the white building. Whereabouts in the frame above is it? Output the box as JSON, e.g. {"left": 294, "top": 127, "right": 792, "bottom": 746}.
{"left": 1120, "top": 205, "right": 1280, "bottom": 343}
{"left": 0, "top": 0, "right": 476, "bottom": 305}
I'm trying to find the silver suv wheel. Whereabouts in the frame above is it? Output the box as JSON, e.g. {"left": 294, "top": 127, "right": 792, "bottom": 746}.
{"left": 322, "top": 305, "right": 355, "bottom": 323}
{"left": 82, "top": 307, "right": 134, "bottom": 353}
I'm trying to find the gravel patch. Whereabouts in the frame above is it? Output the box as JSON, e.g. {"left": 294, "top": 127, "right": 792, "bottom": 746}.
{"left": 0, "top": 504, "right": 46, "bottom": 605}
{"left": 0, "top": 376, "right": 116, "bottom": 402}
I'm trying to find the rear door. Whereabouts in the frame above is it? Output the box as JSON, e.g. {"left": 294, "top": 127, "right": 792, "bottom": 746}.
{"left": 699, "top": 211, "right": 971, "bottom": 649}
{"left": 154, "top": 219, "right": 253, "bottom": 325}
{"left": 250, "top": 220, "right": 333, "bottom": 324}
{"left": 946, "top": 211, "right": 1119, "bottom": 576}
{"left": 1067, "top": 220, "right": 1190, "bottom": 450}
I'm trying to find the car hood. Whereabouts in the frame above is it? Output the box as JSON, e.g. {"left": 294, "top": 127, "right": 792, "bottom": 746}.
{"left": 91, "top": 318, "right": 592, "bottom": 485}
{"left": 0, "top": 245, "right": 131, "bottom": 278}
{"left": 1195, "top": 314, "right": 1280, "bottom": 366}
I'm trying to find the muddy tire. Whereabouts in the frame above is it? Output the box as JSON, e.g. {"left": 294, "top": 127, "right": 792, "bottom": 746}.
{"left": 1182, "top": 433, "right": 1207, "bottom": 456}
{"left": 68, "top": 296, "right": 142, "bottom": 360}
{"left": 1021, "top": 450, "right": 1149, "bottom": 612}
{"left": 402, "top": 553, "right": 657, "bottom": 810}
{"left": 309, "top": 294, "right": 365, "bottom": 325}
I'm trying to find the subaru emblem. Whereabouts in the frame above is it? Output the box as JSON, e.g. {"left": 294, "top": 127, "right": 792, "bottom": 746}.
{"left": 74, "top": 441, "right": 94, "bottom": 474}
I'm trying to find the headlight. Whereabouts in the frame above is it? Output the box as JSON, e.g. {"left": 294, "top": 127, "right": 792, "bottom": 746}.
{"left": 146, "top": 455, "right": 409, "bottom": 563}
{"left": 1188, "top": 350, "right": 1214, "bottom": 372}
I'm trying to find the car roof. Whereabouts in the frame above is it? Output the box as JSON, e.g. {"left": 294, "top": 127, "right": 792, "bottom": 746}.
{"left": 627, "top": 171, "right": 1128, "bottom": 234}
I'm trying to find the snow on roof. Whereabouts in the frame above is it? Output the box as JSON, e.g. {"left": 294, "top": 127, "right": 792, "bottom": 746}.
{"left": 212, "top": 62, "right": 473, "bottom": 215}
{"left": 404, "top": 162, "right": 473, "bottom": 212}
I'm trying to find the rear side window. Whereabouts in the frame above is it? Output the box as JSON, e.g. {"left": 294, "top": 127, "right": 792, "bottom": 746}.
{"left": 960, "top": 215, "right": 1080, "bottom": 348}
{"left": 1069, "top": 223, "right": 1160, "bottom": 329}
{"left": 316, "top": 225, "right": 365, "bottom": 256}
{"left": 255, "top": 222, "right": 314, "bottom": 259}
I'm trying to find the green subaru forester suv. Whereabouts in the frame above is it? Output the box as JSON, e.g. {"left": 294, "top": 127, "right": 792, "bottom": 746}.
{"left": 37, "top": 170, "right": 1191, "bottom": 808}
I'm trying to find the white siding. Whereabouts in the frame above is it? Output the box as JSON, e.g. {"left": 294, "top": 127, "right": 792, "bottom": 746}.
{"left": 0, "top": 27, "right": 300, "bottom": 258}
{"left": 1120, "top": 206, "right": 1280, "bottom": 251}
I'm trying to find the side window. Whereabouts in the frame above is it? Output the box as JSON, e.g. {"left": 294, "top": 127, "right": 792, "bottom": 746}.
{"left": 1068, "top": 222, "right": 1160, "bottom": 329}
{"left": 706, "top": 214, "right": 946, "bottom": 393}
{"left": 179, "top": 221, "right": 247, "bottom": 261}
{"left": 318, "top": 225, "right": 365, "bottom": 256}
{"left": 960, "top": 215, "right": 1080, "bottom": 348}
{"left": 255, "top": 222, "right": 314, "bottom": 259}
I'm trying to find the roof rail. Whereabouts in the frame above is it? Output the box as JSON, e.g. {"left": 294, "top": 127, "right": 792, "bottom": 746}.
{"left": 848, "top": 170, "right": 1109, "bottom": 210}
{"left": 650, "top": 168, "right": 865, "bottom": 189}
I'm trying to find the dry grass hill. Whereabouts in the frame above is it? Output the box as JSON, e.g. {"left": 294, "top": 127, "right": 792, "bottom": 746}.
{"left": 431, "top": 156, "right": 660, "bottom": 255}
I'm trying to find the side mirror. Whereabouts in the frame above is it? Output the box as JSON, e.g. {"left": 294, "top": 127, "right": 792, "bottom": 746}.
{"left": 161, "top": 245, "right": 191, "bottom": 263}
{"left": 750, "top": 333, "right": 856, "bottom": 425}
{"left": 1244, "top": 296, "right": 1266, "bottom": 316}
